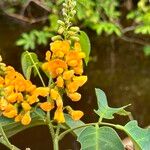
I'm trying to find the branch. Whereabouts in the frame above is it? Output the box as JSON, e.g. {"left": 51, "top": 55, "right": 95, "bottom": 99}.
{"left": 121, "top": 35, "right": 150, "bottom": 46}
{"left": 20, "top": 0, "right": 50, "bottom": 16}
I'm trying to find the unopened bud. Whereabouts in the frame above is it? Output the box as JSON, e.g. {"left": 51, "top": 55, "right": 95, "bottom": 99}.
{"left": 57, "top": 20, "right": 65, "bottom": 26}
{"left": 67, "top": 31, "right": 76, "bottom": 36}
{"left": 70, "top": 26, "right": 80, "bottom": 32}
{"left": 58, "top": 27, "right": 64, "bottom": 34}
{"left": 70, "top": 36, "right": 80, "bottom": 41}
{"left": 51, "top": 35, "right": 62, "bottom": 41}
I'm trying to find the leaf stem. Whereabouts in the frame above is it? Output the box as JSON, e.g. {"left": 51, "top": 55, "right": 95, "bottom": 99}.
{"left": 58, "top": 121, "right": 124, "bottom": 140}
{"left": 26, "top": 51, "right": 46, "bottom": 87}
{"left": 0, "top": 126, "right": 20, "bottom": 150}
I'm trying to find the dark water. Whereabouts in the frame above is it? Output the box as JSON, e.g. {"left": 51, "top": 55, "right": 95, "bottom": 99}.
{"left": 0, "top": 14, "right": 150, "bottom": 150}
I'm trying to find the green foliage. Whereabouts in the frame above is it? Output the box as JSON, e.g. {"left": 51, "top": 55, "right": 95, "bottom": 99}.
{"left": 65, "top": 114, "right": 85, "bottom": 136}
{"left": 21, "top": 51, "right": 40, "bottom": 80}
{"left": 77, "top": 126, "right": 124, "bottom": 150}
{"left": 1, "top": 108, "right": 45, "bottom": 138}
{"left": 79, "top": 31, "right": 91, "bottom": 65}
{"left": 123, "top": 120, "right": 150, "bottom": 150}
{"left": 143, "top": 45, "right": 150, "bottom": 56}
{"left": 94, "top": 88, "right": 130, "bottom": 120}
{"left": 127, "top": 0, "right": 150, "bottom": 35}
{"left": 16, "top": 30, "right": 53, "bottom": 50}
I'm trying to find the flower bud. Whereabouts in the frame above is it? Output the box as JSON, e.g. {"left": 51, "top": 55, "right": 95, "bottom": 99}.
{"left": 70, "top": 26, "right": 80, "bottom": 32}
{"left": 51, "top": 35, "right": 62, "bottom": 41}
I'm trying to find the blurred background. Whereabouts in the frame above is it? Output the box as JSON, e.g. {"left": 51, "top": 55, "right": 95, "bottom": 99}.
{"left": 0, "top": 0, "right": 150, "bottom": 149}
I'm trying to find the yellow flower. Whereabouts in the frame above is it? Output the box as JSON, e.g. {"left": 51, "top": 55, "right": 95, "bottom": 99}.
{"left": 42, "top": 59, "right": 67, "bottom": 78}
{"left": 25, "top": 80, "right": 36, "bottom": 93}
{"left": 50, "top": 40, "right": 70, "bottom": 58}
{"left": 27, "top": 95, "right": 37, "bottom": 105}
{"left": 21, "top": 102, "right": 31, "bottom": 111}
{"left": 0, "top": 98, "right": 8, "bottom": 110}
{"left": 33, "top": 87, "right": 49, "bottom": 97}
{"left": 63, "top": 70, "right": 74, "bottom": 80}
{"left": 3, "top": 104, "right": 17, "bottom": 118}
{"left": 0, "top": 76, "right": 4, "bottom": 84}
{"left": 56, "top": 76, "right": 64, "bottom": 88}
{"left": 73, "top": 60, "right": 83, "bottom": 75}
{"left": 67, "top": 92, "right": 81, "bottom": 101}
{"left": 66, "top": 81, "right": 79, "bottom": 93}
{"left": 66, "top": 51, "right": 85, "bottom": 67}
{"left": 55, "top": 96, "right": 63, "bottom": 108}
{"left": 45, "top": 51, "right": 51, "bottom": 61}
{"left": 54, "top": 108, "right": 65, "bottom": 123}
{"left": 21, "top": 111, "right": 31, "bottom": 125}
{"left": 6, "top": 93, "right": 18, "bottom": 103}
{"left": 39, "top": 101, "right": 54, "bottom": 112}
{"left": 4, "top": 85, "right": 14, "bottom": 95}
{"left": 50, "top": 89, "right": 60, "bottom": 100}
{"left": 74, "top": 42, "right": 81, "bottom": 51}
{"left": 16, "top": 93, "right": 24, "bottom": 103}
{"left": 73, "top": 76, "right": 87, "bottom": 87}
{"left": 69, "top": 110, "right": 84, "bottom": 121}
{"left": 15, "top": 113, "right": 23, "bottom": 122}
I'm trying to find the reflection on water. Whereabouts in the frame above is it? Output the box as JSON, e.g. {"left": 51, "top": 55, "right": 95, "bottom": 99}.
{"left": 0, "top": 14, "right": 150, "bottom": 150}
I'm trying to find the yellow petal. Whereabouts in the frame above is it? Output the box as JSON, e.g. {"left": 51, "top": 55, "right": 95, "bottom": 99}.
{"left": 21, "top": 111, "right": 31, "bottom": 125}
{"left": 40, "top": 102, "right": 54, "bottom": 112}
{"left": 67, "top": 92, "right": 81, "bottom": 101}
{"left": 33, "top": 87, "right": 49, "bottom": 97}
{"left": 56, "top": 76, "right": 64, "bottom": 88}
{"left": 63, "top": 70, "right": 74, "bottom": 80}
{"left": 54, "top": 108, "right": 65, "bottom": 123}
{"left": 69, "top": 110, "right": 84, "bottom": 121}
{"left": 21, "top": 102, "right": 31, "bottom": 111}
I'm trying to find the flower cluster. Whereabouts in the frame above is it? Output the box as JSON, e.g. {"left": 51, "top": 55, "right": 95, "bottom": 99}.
{"left": 0, "top": 65, "right": 50, "bottom": 125}
{"left": 42, "top": 40, "right": 87, "bottom": 123}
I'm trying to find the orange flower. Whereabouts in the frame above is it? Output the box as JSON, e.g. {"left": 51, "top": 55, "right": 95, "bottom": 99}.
{"left": 50, "top": 89, "right": 60, "bottom": 100}
{"left": 50, "top": 40, "right": 70, "bottom": 58}
{"left": 21, "top": 102, "right": 31, "bottom": 111}
{"left": 6, "top": 92, "right": 18, "bottom": 103}
{"left": 0, "top": 98, "right": 8, "bottom": 110}
{"left": 56, "top": 76, "right": 64, "bottom": 88}
{"left": 33, "top": 87, "right": 49, "bottom": 97}
{"left": 40, "top": 101, "right": 54, "bottom": 112}
{"left": 4, "top": 85, "right": 14, "bottom": 95}
{"left": 54, "top": 108, "right": 65, "bottom": 123}
{"left": 27, "top": 95, "right": 37, "bottom": 105}
{"left": 25, "top": 80, "right": 36, "bottom": 93}
{"left": 65, "top": 51, "right": 85, "bottom": 67}
{"left": 42, "top": 59, "right": 67, "bottom": 78}
{"left": 63, "top": 70, "right": 74, "bottom": 80}
{"left": 15, "top": 113, "right": 23, "bottom": 122}
{"left": 3, "top": 104, "right": 17, "bottom": 118}
{"left": 21, "top": 111, "right": 31, "bottom": 125}
{"left": 73, "top": 76, "right": 87, "bottom": 87}
{"left": 74, "top": 42, "right": 81, "bottom": 51}
{"left": 69, "top": 110, "right": 84, "bottom": 121}
{"left": 66, "top": 81, "right": 79, "bottom": 93}
{"left": 67, "top": 92, "right": 81, "bottom": 101}
{"left": 55, "top": 96, "right": 63, "bottom": 108}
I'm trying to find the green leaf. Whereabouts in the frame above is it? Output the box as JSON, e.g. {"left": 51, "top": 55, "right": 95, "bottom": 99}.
{"left": 79, "top": 31, "right": 91, "bottom": 65}
{"left": 16, "top": 32, "right": 36, "bottom": 50}
{"left": 65, "top": 114, "right": 85, "bottom": 137}
{"left": 0, "top": 108, "right": 46, "bottom": 138}
{"left": 49, "top": 14, "right": 59, "bottom": 31}
{"left": 77, "top": 126, "right": 124, "bottom": 150}
{"left": 21, "top": 51, "right": 39, "bottom": 80}
{"left": 143, "top": 45, "right": 150, "bottom": 56}
{"left": 122, "top": 120, "right": 150, "bottom": 150}
{"left": 94, "top": 88, "right": 130, "bottom": 120}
